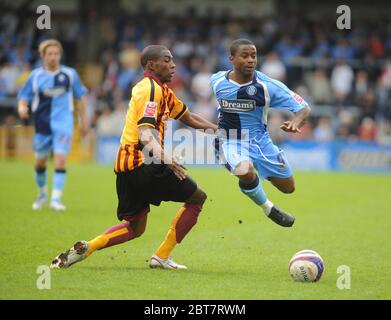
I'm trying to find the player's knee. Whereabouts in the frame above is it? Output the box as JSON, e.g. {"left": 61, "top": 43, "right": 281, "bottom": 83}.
{"left": 54, "top": 155, "right": 67, "bottom": 169}
{"left": 187, "top": 188, "right": 207, "bottom": 205}
{"left": 130, "top": 223, "right": 146, "bottom": 239}
{"left": 133, "top": 226, "right": 146, "bottom": 239}
{"left": 235, "top": 161, "right": 256, "bottom": 182}
{"left": 196, "top": 188, "right": 207, "bottom": 205}
{"left": 281, "top": 184, "right": 295, "bottom": 194}
{"left": 35, "top": 159, "right": 46, "bottom": 170}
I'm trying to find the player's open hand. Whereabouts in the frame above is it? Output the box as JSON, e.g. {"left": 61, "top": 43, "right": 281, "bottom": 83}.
{"left": 280, "top": 120, "right": 302, "bottom": 133}
{"left": 18, "top": 104, "right": 29, "bottom": 120}
{"left": 168, "top": 157, "right": 187, "bottom": 181}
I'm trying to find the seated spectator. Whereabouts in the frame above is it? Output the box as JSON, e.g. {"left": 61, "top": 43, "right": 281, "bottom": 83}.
{"left": 313, "top": 117, "right": 334, "bottom": 142}
{"left": 260, "top": 52, "right": 286, "bottom": 82}
{"left": 336, "top": 110, "right": 358, "bottom": 141}
{"left": 191, "top": 64, "right": 213, "bottom": 100}
{"left": 304, "top": 67, "right": 332, "bottom": 105}
{"left": 358, "top": 117, "right": 377, "bottom": 141}
{"left": 376, "top": 120, "right": 391, "bottom": 145}
{"left": 331, "top": 58, "right": 354, "bottom": 105}
{"left": 358, "top": 89, "right": 377, "bottom": 120}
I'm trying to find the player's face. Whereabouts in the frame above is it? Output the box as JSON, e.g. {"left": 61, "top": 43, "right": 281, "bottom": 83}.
{"left": 43, "top": 45, "right": 61, "bottom": 70}
{"left": 153, "top": 50, "right": 176, "bottom": 83}
{"left": 231, "top": 45, "right": 257, "bottom": 77}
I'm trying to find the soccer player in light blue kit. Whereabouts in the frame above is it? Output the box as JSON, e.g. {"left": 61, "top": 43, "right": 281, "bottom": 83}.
{"left": 18, "top": 39, "right": 88, "bottom": 211}
{"left": 210, "top": 39, "right": 311, "bottom": 227}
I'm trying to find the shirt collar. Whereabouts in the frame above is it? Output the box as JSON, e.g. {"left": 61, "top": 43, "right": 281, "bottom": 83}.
{"left": 225, "top": 69, "right": 257, "bottom": 86}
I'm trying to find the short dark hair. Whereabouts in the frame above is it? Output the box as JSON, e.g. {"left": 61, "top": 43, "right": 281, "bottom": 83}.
{"left": 140, "top": 45, "right": 168, "bottom": 69}
{"left": 230, "top": 39, "right": 255, "bottom": 56}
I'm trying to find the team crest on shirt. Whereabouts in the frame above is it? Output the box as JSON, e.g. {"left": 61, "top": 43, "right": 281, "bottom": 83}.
{"left": 246, "top": 85, "right": 257, "bottom": 96}
{"left": 143, "top": 101, "right": 158, "bottom": 117}
{"left": 58, "top": 74, "right": 65, "bottom": 82}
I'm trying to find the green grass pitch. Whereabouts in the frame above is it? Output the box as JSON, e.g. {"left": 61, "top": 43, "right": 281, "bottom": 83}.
{"left": 0, "top": 160, "right": 390, "bottom": 300}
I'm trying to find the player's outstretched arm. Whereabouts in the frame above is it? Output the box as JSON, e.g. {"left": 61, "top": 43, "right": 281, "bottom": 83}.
{"left": 179, "top": 111, "right": 218, "bottom": 133}
{"left": 280, "top": 105, "right": 311, "bottom": 134}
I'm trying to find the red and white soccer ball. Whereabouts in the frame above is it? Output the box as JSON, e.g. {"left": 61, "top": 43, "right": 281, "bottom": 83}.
{"left": 289, "top": 250, "right": 324, "bottom": 282}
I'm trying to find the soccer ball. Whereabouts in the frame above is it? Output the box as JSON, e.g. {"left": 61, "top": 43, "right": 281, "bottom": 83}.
{"left": 289, "top": 250, "right": 324, "bottom": 282}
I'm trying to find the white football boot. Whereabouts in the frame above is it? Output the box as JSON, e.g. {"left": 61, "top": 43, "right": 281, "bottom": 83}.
{"left": 32, "top": 193, "right": 47, "bottom": 210}
{"left": 50, "top": 201, "right": 66, "bottom": 212}
{"left": 50, "top": 241, "right": 89, "bottom": 269}
{"left": 149, "top": 254, "right": 187, "bottom": 270}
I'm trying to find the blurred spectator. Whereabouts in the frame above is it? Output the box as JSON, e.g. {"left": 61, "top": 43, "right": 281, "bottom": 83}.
{"left": 274, "top": 35, "right": 303, "bottom": 65}
{"left": 96, "top": 103, "right": 125, "bottom": 137}
{"left": 358, "top": 117, "right": 377, "bottom": 141}
{"left": 191, "top": 97, "right": 216, "bottom": 123}
{"left": 368, "top": 34, "right": 385, "bottom": 59}
{"left": 0, "top": 63, "right": 20, "bottom": 96}
{"left": 331, "top": 58, "right": 354, "bottom": 105}
{"left": 117, "top": 43, "right": 141, "bottom": 96}
{"left": 312, "top": 32, "right": 332, "bottom": 61}
{"left": 260, "top": 52, "right": 286, "bottom": 82}
{"left": 336, "top": 110, "right": 357, "bottom": 140}
{"left": 101, "top": 48, "right": 119, "bottom": 96}
{"left": 313, "top": 117, "right": 334, "bottom": 142}
{"left": 358, "top": 90, "right": 377, "bottom": 120}
{"left": 376, "top": 120, "right": 391, "bottom": 145}
{"left": 354, "top": 70, "right": 369, "bottom": 100}
{"left": 377, "top": 58, "right": 391, "bottom": 115}
{"left": 191, "top": 65, "right": 213, "bottom": 100}
{"left": 332, "top": 38, "right": 354, "bottom": 60}
{"left": 304, "top": 68, "right": 332, "bottom": 105}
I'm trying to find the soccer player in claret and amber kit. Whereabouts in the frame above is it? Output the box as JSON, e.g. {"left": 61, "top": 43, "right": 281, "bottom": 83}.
{"left": 51, "top": 45, "right": 218, "bottom": 270}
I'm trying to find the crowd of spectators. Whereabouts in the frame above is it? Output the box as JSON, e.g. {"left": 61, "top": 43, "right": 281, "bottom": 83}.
{"left": 1, "top": 5, "right": 391, "bottom": 145}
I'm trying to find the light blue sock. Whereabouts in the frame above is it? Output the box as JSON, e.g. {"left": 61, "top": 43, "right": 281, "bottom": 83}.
{"left": 240, "top": 176, "right": 273, "bottom": 214}
{"left": 52, "top": 169, "right": 67, "bottom": 202}
{"left": 35, "top": 167, "right": 47, "bottom": 195}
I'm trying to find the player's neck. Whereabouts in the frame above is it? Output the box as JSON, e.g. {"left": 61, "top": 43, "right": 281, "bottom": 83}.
{"left": 44, "top": 64, "right": 60, "bottom": 73}
{"left": 230, "top": 70, "right": 253, "bottom": 84}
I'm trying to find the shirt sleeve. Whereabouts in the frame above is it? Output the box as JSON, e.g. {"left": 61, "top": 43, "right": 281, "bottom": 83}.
{"left": 268, "top": 79, "right": 309, "bottom": 113}
{"left": 17, "top": 72, "right": 34, "bottom": 102}
{"left": 135, "top": 79, "right": 162, "bottom": 128}
{"left": 167, "top": 88, "right": 188, "bottom": 120}
{"left": 72, "top": 69, "right": 88, "bottom": 99}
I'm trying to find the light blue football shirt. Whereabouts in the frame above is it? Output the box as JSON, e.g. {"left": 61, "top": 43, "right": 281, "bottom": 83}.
{"left": 210, "top": 70, "right": 308, "bottom": 141}
{"left": 18, "top": 65, "right": 87, "bottom": 135}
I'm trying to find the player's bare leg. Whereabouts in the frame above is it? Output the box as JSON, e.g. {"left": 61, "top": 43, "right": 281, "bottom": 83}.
{"left": 235, "top": 160, "right": 295, "bottom": 227}
{"left": 51, "top": 209, "right": 149, "bottom": 269}
{"left": 50, "top": 153, "right": 67, "bottom": 211}
{"left": 150, "top": 187, "right": 206, "bottom": 270}
{"left": 32, "top": 157, "right": 48, "bottom": 210}
{"left": 268, "top": 176, "right": 295, "bottom": 194}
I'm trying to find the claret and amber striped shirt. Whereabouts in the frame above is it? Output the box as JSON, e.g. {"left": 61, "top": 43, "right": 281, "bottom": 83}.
{"left": 114, "top": 72, "right": 188, "bottom": 173}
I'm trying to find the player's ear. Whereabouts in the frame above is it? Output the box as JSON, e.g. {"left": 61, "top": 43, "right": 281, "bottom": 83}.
{"left": 229, "top": 55, "right": 234, "bottom": 63}
{"left": 146, "top": 60, "right": 155, "bottom": 71}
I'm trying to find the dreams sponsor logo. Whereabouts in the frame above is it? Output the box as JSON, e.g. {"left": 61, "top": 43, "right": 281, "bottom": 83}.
{"left": 219, "top": 99, "right": 256, "bottom": 113}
